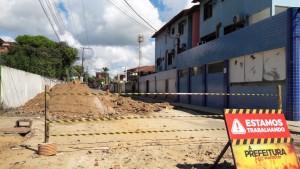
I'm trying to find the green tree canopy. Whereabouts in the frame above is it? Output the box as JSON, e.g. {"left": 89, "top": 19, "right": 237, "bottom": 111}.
{"left": 3, "top": 35, "right": 78, "bottom": 79}
{"left": 72, "top": 65, "right": 83, "bottom": 77}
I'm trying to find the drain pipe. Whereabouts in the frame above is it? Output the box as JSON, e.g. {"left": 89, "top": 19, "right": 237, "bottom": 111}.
{"left": 216, "top": 22, "right": 222, "bottom": 38}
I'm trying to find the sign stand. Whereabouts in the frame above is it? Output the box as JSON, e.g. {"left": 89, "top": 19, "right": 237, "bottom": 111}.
{"left": 211, "top": 109, "right": 300, "bottom": 169}
{"left": 211, "top": 141, "right": 231, "bottom": 169}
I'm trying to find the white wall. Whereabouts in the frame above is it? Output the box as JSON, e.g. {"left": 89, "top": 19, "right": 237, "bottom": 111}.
{"left": 139, "top": 69, "right": 177, "bottom": 93}
{"left": 229, "top": 48, "right": 286, "bottom": 83}
{"left": 1, "top": 66, "right": 61, "bottom": 108}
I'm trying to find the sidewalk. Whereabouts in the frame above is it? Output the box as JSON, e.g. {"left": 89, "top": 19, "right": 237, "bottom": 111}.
{"left": 171, "top": 102, "right": 300, "bottom": 134}
{"left": 170, "top": 102, "right": 223, "bottom": 115}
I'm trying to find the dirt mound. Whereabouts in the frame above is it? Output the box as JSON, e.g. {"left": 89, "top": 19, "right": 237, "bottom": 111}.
{"left": 7, "top": 81, "right": 171, "bottom": 119}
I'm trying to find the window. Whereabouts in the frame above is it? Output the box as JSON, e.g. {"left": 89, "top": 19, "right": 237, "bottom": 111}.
{"left": 178, "top": 21, "right": 185, "bottom": 35}
{"left": 171, "top": 27, "right": 175, "bottom": 35}
{"left": 165, "top": 34, "right": 167, "bottom": 44}
{"left": 224, "top": 23, "right": 244, "bottom": 35}
{"left": 204, "top": 0, "right": 213, "bottom": 20}
{"left": 191, "top": 66, "right": 202, "bottom": 76}
{"left": 207, "top": 61, "right": 224, "bottom": 74}
{"left": 200, "top": 31, "right": 216, "bottom": 43}
{"left": 168, "top": 53, "right": 173, "bottom": 65}
{"left": 179, "top": 69, "right": 189, "bottom": 78}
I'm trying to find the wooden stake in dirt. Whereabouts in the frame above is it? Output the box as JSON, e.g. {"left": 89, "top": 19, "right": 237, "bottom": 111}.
{"left": 45, "top": 85, "right": 49, "bottom": 143}
{"left": 277, "top": 85, "right": 282, "bottom": 110}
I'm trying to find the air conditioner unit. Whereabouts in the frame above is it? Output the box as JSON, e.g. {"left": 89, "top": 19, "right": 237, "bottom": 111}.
{"left": 233, "top": 14, "right": 246, "bottom": 23}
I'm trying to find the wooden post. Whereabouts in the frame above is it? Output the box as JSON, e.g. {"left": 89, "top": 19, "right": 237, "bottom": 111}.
{"left": 210, "top": 141, "right": 231, "bottom": 169}
{"left": 277, "top": 85, "right": 282, "bottom": 110}
{"left": 45, "top": 85, "right": 49, "bottom": 143}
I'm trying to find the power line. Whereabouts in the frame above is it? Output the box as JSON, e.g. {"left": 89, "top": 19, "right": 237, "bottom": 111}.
{"left": 39, "top": 0, "right": 61, "bottom": 41}
{"left": 81, "top": 0, "right": 90, "bottom": 46}
{"left": 51, "top": 0, "right": 66, "bottom": 33}
{"left": 67, "top": 0, "right": 80, "bottom": 41}
{"left": 124, "top": 0, "right": 157, "bottom": 32}
{"left": 45, "top": 0, "right": 64, "bottom": 35}
{"left": 106, "top": 0, "right": 155, "bottom": 32}
{"left": 51, "top": 0, "right": 76, "bottom": 45}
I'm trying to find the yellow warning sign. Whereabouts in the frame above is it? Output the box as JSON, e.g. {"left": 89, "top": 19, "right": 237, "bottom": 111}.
{"left": 232, "top": 143, "right": 300, "bottom": 169}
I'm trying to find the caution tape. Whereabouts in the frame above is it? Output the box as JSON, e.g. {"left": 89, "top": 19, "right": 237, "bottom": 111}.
{"left": 47, "top": 115, "right": 224, "bottom": 124}
{"left": 232, "top": 137, "right": 292, "bottom": 145}
{"left": 120, "top": 93, "right": 277, "bottom": 97}
{"left": 46, "top": 92, "right": 277, "bottom": 97}
{"left": 50, "top": 128, "right": 227, "bottom": 137}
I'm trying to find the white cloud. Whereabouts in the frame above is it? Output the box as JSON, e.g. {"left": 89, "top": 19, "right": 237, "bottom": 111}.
{"left": 0, "top": 0, "right": 193, "bottom": 78}
{"left": 158, "top": 0, "right": 194, "bottom": 21}
{"left": 0, "top": 35, "right": 15, "bottom": 42}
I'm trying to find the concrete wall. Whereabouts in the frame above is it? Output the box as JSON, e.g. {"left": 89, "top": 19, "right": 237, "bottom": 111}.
{"left": 139, "top": 69, "right": 177, "bottom": 101}
{"left": 1, "top": 66, "right": 61, "bottom": 108}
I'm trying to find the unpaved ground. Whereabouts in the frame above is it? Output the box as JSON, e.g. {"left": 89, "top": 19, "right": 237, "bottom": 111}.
{"left": 5, "top": 81, "right": 172, "bottom": 120}
{"left": 0, "top": 109, "right": 237, "bottom": 169}
{"left": 1, "top": 82, "right": 300, "bottom": 169}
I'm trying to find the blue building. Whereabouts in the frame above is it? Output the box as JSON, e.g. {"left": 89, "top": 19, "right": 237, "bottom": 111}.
{"left": 151, "top": 0, "right": 300, "bottom": 120}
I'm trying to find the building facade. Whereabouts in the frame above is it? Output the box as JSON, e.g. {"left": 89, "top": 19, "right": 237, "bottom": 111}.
{"left": 0, "top": 38, "right": 15, "bottom": 54}
{"left": 176, "top": 0, "right": 300, "bottom": 120}
{"left": 145, "top": 0, "right": 300, "bottom": 120}
{"left": 152, "top": 5, "right": 200, "bottom": 72}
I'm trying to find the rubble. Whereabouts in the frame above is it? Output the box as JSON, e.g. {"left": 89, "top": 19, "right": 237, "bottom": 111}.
{"left": 6, "top": 81, "right": 171, "bottom": 120}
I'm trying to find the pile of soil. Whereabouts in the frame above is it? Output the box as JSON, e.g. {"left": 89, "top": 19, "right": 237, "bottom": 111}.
{"left": 6, "top": 81, "right": 171, "bottom": 119}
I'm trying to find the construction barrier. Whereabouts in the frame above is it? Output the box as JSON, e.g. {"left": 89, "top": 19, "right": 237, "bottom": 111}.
{"left": 43, "top": 85, "right": 279, "bottom": 143}
{"left": 50, "top": 128, "right": 227, "bottom": 137}
{"left": 211, "top": 109, "right": 300, "bottom": 169}
{"left": 47, "top": 115, "right": 223, "bottom": 124}
{"left": 46, "top": 92, "right": 277, "bottom": 97}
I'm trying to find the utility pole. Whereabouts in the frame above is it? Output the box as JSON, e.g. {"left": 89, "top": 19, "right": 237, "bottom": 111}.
{"left": 0, "top": 52, "right": 1, "bottom": 104}
{"left": 80, "top": 47, "right": 92, "bottom": 83}
{"left": 137, "top": 35, "right": 144, "bottom": 92}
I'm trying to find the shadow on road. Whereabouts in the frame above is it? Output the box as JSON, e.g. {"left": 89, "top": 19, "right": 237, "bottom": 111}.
{"left": 176, "top": 161, "right": 235, "bottom": 169}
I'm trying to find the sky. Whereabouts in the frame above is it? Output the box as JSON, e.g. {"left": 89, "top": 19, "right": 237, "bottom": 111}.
{"left": 0, "top": 0, "right": 194, "bottom": 78}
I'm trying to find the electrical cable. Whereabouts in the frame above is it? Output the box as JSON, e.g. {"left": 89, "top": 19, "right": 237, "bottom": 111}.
{"left": 51, "top": 0, "right": 75, "bottom": 45}
{"left": 124, "top": 0, "right": 157, "bottom": 32}
{"left": 81, "top": 0, "right": 90, "bottom": 46}
{"left": 39, "top": 0, "right": 61, "bottom": 41}
{"left": 67, "top": 0, "right": 80, "bottom": 41}
{"left": 51, "top": 0, "right": 66, "bottom": 33}
{"left": 45, "top": 0, "right": 64, "bottom": 35}
{"left": 106, "top": 0, "right": 155, "bottom": 32}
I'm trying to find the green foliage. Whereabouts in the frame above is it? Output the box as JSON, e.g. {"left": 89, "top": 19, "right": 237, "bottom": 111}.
{"left": 88, "top": 76, "right": 96, "bottom": 84}
{"left": 3, "top": 35, "right": 78, "bottom": 79}
{"left": 72, "top": 65, "right": 83, "bottom": 77}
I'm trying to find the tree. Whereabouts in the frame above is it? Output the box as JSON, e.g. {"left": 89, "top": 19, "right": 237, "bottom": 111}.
{"left": 101, "top": 67, "right": 110, "bottom": 85}
{"left": 3, "top": 35, "right": 78, "bottom": 79}
{"left": 72, "top": 65, "right": 83, "bottom": 77}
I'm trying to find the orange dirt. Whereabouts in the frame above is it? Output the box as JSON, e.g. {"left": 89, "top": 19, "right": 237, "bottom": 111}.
{"left": 7, "top": 81, "right": 171, "bottom": 120}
